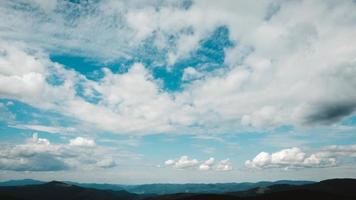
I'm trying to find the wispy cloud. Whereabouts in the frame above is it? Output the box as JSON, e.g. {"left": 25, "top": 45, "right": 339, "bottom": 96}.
{"left": 10, "top": 124, "right": 75, "bottom": 134}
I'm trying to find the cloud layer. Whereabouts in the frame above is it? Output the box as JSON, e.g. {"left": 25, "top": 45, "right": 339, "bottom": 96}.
{"left": 1, "top": 1, "right": 356, "bottom": 136}
{"left": 1, "top": 0, "right": 356, "bottom": 183}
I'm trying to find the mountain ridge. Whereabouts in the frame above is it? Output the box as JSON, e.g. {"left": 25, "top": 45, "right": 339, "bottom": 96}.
{"left": 0, "top": 178, "right": 355, "bottom": 200}
{"left": 0, "top": 179, "right": 314, "bottom": 195}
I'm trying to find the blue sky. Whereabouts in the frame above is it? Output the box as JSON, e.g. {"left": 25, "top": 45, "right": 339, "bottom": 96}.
{"left": 1, "top": 0, "right": 356, "bottom": 184}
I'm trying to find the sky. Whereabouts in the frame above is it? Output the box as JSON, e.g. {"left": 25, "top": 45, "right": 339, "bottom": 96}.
{"left": 1, "top": 0, "right": 356, "bottom": 184}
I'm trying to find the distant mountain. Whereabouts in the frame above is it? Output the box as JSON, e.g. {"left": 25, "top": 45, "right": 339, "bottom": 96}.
{"left": 0, "top": 179, "right": 355, "bottom": 200}
{"left": 65, "top": 182, "right": 126, "bottom": 192}
{"left": 145, "top": 193, "right": 238, "bottom": 200}
{"left": 0, "top": 181, "right": 139, "bottom": 200}
{"left": 144, "top": 179, "right": 356, "bottom": 200}
{"left": 0, "top": 179, "right": 313, "bottom": 195}
{"left": 120, "top": 181, "right": 313, "bottom": 194}
{"left": 0, "top": 179, "right": 44, "bottom": 186}
{"left": 0, "top": 179, "right": 314, "bottom": 195}
{"left": 222, "top": 178, "right": 356, "bottom": 200}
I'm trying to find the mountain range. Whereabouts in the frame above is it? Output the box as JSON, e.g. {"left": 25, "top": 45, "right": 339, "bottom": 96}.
{"left": 0, "top": 178, "right": 355, "bottom": 200}
{"left": 0, "top": 179, "right": 313, "bottom": 195}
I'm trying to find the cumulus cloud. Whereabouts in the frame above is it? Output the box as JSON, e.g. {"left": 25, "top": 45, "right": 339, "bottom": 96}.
{"left": 0, "top": 41, "right": 79, "bottom": 110}
{"left": 69, "top": 137, "right": 96, "bottom": 147}
{"left": 164, "top": 159, "right": 175, "bottom": 166}
{"left": 198, "top": 157, "right": 215, "bottom": 171}
{"left": 245, "top": 147, "right": 346, "bottom": 169}
{"left": 182, "top": 67, "right": 203, "bottom": 82}
{"left": 165, "top": 156, "right": 199, "bottom": 169}
{"left": 164, "top": 156, "right": 232, "bottom": 171}
{"left": 0, "top": 134, "right": 117, "bottom": 171}
{"left": 96, "top": 158, "right": 116, "bottom": 168}
{"left": 215, "top": 159, "right": 233, "bottom": 171}
{"left": 0, "top": 133, "right": 68, "bottom": 171}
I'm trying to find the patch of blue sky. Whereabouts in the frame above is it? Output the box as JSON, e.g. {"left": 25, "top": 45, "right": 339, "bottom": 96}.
{"left": 0, "top": 125, "right": 63, "bottom": 144}
{"left": 74, "top": 81, "right": 102, "bottom": 104}
{"left": 153, "top": 26, "right": 234, "bottom": 91}
{"left": 193, "top": 26, "right": 234, "bottom": 67}
{"left": 268, "top": 127, "right": 356, "bottom": 150}
{"left": 49, "top": 38, "right": 164, "bottom": 79}
{"left": 50, "top": 26, "right": 234, "bottom": 92}
{"left": 46, "top": 70, "right": 66, "bottom": 86}
{"left": 137, "top": 128, "right": 356, "bottom": 168}
{"left": 341, "top": 115, "right": 356, "bottom": 126}
{"left": 132, "top": 35, "right": 169, "bottom": 68}
{"left": 0, "top": 125, "right": 28, "bottom": 143}
{"left": 0, "top": 101, "right": 61, "bottom": 143}
{"left": 273, "top": 125, "right": 294, "bottom": 133}
{"left": 0, "top": 99, "right": 79, "bottom": 132}
{"left": 137, "top": 132, "right": 268, "bottom": 166}
{"left": 139, "top": 134, "right": 202, "bottom": 161}
{"left": 50, "top": 54, "right": 107, "bottom": 80}
{"left": 96, "top": 132, "right": 140, "bottom": 147}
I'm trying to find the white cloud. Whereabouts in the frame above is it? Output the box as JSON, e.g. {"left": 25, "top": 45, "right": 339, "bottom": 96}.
{"left": 11, "top": 124, "right": 75, "bottom": 134}
{"left": 126, "top": 8, "right": 158, "bottom": 42}
{"left": 0, "top": 133, "right": 66, "bottom": 171}
{"left": 1, "top": 0, "right": 356, "bottom": 136}
{"left": 0, "top": 0, "right": 211, "bottom": 61}
{"left": 31, "top": 133, "right": 51, "bottom": 146}
{"left": 0, "top": 42, "right": 45, "bottom": 76}
{"left": 165, "top": 155, "right": 199, "bottom": 169}
{"left": 0, "top": 41, "right": 78, "bottom": 110}
{"left": 245, "top": 147, "right": 343, "bottom": 169}
{"left": 69, "top": 137, "right": 96, "bottom": 147}
{"left": 198, "top": 157, "right": 214, "bottom": 171}
{"left": 317, "top": 145, "right": 356, "bottom": 158}
{"left": 164, "top": 159, "right": 175, "bottom": 166}
{"left": 0, "top": 134, "right": 119, "bottom": 171}
{"left": 182, "top": 67, "right": 203, "bottom": 82}
{"left": 96, "top": 157, "right": 116, "bottom": 168}
{"left": 165, "top": 156, "right": 232, "bottom": 171}
{"left": 215, "top": 159, "right": 233, "bottom": 171}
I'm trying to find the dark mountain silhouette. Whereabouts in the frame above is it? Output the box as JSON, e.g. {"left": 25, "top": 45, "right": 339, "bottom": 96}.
{"left": 65, "top": 181, "right": 126, "bottom": 192}
{"left": 0, "top": 179, "right": 314, "bottom": 195}
{"left": 0, "top": 179, "right": 355, "bottom": 200}
{"left": 227, "top": 178, "right": 356, "bottom": 198}
{"left": 147, "top": 178, "right": 356, "bottom": 200}
{"left": 0, "top": 181, "right": 139, "bottom": 200}
{"left": 296, "top": 178, "right": 356, "bottom": 198}
{"left": 144, "top": 193, "right": 238, "bottom": 200}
